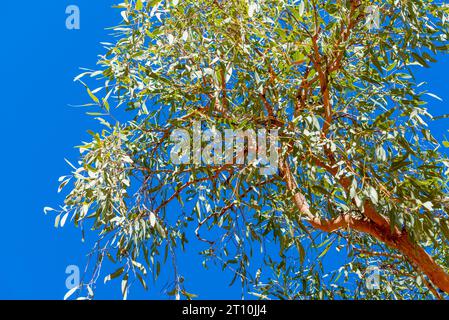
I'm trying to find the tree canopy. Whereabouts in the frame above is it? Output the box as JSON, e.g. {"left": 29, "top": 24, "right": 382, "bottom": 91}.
{"left": 50, "top": 0, "right": 449, "bottom": 299}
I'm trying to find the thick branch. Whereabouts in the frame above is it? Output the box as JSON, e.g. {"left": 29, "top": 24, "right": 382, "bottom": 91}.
{"left": 280, "top": 159, "right": 449, "bottom": 295}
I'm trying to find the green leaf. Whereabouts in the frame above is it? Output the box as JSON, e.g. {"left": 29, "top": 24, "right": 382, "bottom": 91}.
{"left": 136, "top": 273, "right": 148, "bottom": 290}
{"left": 441, "top": 220, "right": 449, "bottom": 242}
{"left": 43, "top": 207, "right": 56, "bottom": 214}
{"left": 411, "top": 52, "right": 430, "bottom": 68}
{"left": 63, "top": 286, "right": 79, "bottom": 300}
{"left": 425, "top": 92, "right": 443, "bottom": 101}
{"left": 104, "top": 267, "right": 125, "bottom": 283}
{"left": 136, "top": 0, "right": 143, "bottom": 10}
{"left": 182, "top": 290, "right": 198, "bottom": 300}
{"left": 87, "top": 88, "right": 100, "bottom": 104}
{"left": 368, "top": 186, "right": 378, "bottom": 205}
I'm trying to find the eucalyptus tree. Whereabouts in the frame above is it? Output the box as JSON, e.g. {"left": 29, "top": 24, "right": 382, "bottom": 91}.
{"left": 51, "top": 0, "right": 449, "bottom": 299}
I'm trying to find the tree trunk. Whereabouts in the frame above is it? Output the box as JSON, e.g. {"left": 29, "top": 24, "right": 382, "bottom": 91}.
{"left": 280, "top": 160, "right": 449, "bottom": 296}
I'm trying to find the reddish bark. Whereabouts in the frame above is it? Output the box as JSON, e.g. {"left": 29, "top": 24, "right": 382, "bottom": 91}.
{"left": 280, "top": 160, "right": 449, "bottom": 296}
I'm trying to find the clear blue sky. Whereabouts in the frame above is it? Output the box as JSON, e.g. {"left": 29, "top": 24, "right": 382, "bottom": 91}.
{"left": 0, "top": 1, "right": 448, "bottom": 300}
